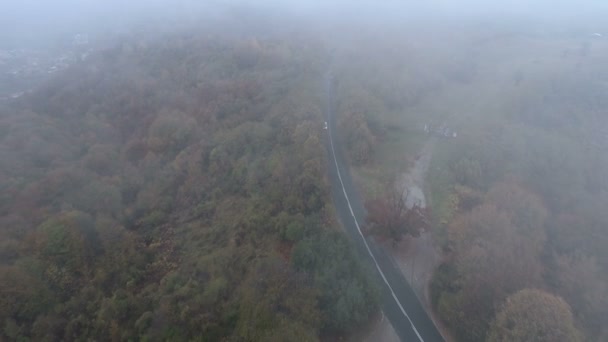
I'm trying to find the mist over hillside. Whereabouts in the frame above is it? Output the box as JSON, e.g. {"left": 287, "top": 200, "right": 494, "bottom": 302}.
{"left": 1, "top": 1, "right": 608, "bottom": 341}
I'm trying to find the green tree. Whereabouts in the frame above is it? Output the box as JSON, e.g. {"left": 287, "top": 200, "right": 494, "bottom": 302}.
{"left": 0, "top": 266, "right": 53, "bottom": 325}
{"left": 234, "top": 258, "right": 320, "bottom": 341}
{"left": 291, "top": 231, "right": 379, "bottom": 332}
{"left": 147, "top": 110, "right": 197, "bottom": 154}
{"left": 30, "top": 211, "right": 98, "bottom": 282}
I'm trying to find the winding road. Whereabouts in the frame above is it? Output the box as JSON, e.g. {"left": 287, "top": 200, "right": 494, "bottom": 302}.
{"left": 324, "top": 71, "right": 444, "bottom": 342}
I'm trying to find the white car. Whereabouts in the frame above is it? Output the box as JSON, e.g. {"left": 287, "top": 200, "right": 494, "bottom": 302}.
{"left": 324, "top": 121, "right": 328, "bottom": 130}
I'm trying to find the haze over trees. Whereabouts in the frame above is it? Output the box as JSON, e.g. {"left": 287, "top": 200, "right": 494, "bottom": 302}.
{"left": 1, "top": 1, "right": 608, "bottom": 341}
{"left": 0, "top": 8, "right": 381, "bottom": 340}
{"left": 487, "top": 289, "right": 582, "bottom": 342}
{"left": 318, "top": 3, "right": 608, "bottom": 341}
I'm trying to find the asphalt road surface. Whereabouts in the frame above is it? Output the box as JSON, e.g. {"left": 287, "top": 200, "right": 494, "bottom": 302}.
{"left": 323, "top": 70, "right": 444, "bottom": 342}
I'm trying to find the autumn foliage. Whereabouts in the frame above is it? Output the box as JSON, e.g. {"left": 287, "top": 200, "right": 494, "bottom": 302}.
{"left": 488, "top": 289, "right": 582, "bottom": 342}
{"left": 0, "top": 23, "right": 378, "bottom": 340}
{"left": 365, "top": 186, "right": 429, "bottom": 244}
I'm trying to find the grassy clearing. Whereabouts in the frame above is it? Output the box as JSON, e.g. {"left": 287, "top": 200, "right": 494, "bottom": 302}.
{"left": 425, "top": 140, "right": 458, "bottom": 249}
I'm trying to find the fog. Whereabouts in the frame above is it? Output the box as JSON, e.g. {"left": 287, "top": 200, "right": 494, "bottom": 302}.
{"left": 3, "top": 0, "right": 608, "bottom": 47}
{"left": 2, "top": 0, "right": 608, "bottom": 341}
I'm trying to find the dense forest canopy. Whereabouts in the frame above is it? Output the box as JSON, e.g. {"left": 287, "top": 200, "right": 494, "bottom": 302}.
{"left": 0, "top": 14, "right": 381, "bottom": 341}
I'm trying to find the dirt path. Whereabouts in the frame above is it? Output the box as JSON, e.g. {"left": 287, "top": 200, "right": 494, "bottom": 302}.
{"left": 395, "top": 138, "right": 436, "bottom": 297}
{"left": 402, "top": 138, "right": 435, "bottom": 208}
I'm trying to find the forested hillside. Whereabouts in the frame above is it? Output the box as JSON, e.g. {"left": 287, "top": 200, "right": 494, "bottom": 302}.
{"left": 0, "top": 25, "right": 378, "bottom": 340}
{"left": 326, "top": 20, "right": 608, "bottom": 342}
{"left": 425, "top": 32, "right": 608, "bottom": 342}
{"left": 3, "top": 3, "right": 608, "bottom": 342}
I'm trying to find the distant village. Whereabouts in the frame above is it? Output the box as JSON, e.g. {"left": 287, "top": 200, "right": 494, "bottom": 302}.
{"left": 0, "top": 34, "right": 92, "bottom": 101}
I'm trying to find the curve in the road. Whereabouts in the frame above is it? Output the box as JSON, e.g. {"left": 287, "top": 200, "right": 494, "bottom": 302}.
{"left": 324, "top": 70, "right": 444, "bottom": 342}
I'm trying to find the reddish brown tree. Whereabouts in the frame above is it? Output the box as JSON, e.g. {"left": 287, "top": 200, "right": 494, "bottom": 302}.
{"left": 365, "top": 185, "right": 429, "bottom": 244}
